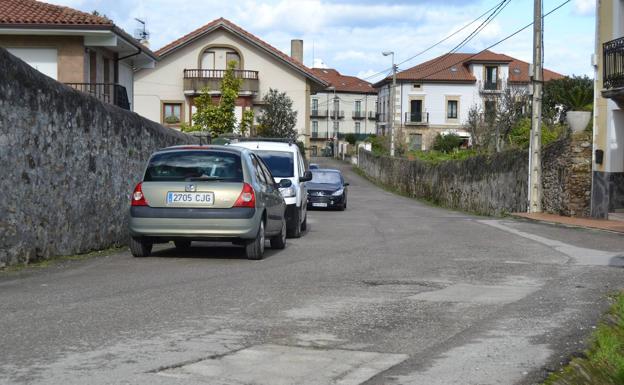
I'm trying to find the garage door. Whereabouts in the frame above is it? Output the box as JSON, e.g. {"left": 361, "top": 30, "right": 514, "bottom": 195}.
{"left": 6, "top": 48, "right": 58, "bottom": 80}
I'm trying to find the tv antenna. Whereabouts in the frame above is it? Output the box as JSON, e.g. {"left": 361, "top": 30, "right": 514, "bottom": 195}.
{"left": 134, "top": 18, "right": 150, "bottom": 42}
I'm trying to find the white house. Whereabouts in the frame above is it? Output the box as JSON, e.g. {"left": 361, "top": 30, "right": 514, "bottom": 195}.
{"left": 133, "top": 17, "right": 328, "bottom": 149}
{"left": 0, "top": 0, "right": 157, "bottom": 111}
{"left": 307, "top": 68, "right": 377, "bottom": 156}
{"left": 374, "top": 50, "right": 562, "bottom": 150}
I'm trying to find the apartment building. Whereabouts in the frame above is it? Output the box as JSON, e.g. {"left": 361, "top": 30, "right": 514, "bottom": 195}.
{"left": 0, "top": 0, "right": 157, "bottom": 111}
{"left": 374, "top": 50, "right": 562, "bottom": 150}
{"left": 307, "top": 68, "right": 377, "bottom": 155}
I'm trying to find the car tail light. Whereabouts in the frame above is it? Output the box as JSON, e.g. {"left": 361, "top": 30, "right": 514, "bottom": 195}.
{"left": 233, "top": 183, "right": 256, "bottom": 208}
{"left": 131, "top": 182, "right": 148, "bottom": 206}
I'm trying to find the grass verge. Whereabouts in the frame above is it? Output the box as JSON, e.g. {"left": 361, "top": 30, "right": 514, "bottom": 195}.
{"left": 0, "top": 246, "right": 127, "bottom": 274}
{"left": 544, "top": 292, "right": 624, "bottom": 385}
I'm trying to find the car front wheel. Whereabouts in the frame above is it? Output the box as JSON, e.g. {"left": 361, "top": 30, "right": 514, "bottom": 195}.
{"left": 287, "top": 208, "right": 302, "bottom": 238}
{"left": 245, "top": 220, "right": 265, "bottom": 260}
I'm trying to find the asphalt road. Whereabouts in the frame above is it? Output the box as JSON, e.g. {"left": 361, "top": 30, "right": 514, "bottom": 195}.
{"left": 1, "top": 158, "right": 623, "bottom": 385}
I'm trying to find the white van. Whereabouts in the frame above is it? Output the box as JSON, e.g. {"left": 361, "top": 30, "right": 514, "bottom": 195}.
{"left": 230, "top": 140, "right": 311, "bottom": 238}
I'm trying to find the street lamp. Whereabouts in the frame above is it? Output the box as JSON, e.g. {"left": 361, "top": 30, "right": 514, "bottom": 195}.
{"left": 382, "top": 51, "right": 396, "bottom": 157}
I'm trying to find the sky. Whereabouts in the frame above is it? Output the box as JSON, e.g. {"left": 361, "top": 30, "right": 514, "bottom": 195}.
{"left": 47, "top": 0, "right": 596, "bottom": 82}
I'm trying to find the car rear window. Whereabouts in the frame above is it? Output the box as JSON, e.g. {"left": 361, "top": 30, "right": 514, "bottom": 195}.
{"left": 311, "top": 171, "right": 342, "bottom": 184}
{"left": 254, "top": 151, "right": 294, "bottom": 178}
{"left": 144, "top": 151, "right": 243, "bottom": 182}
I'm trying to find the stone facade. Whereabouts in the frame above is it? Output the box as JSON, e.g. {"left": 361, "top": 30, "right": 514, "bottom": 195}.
{"left": 0, "top": 48, "right": 196, "bottom": 267}
{"left": 358, "top": 134, "right": 592, "bottom": 217}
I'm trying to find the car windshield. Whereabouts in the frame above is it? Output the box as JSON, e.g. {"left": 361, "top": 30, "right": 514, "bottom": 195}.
{"left": 310, "top": 171, "right": 342, "bottom": 184}
{"left": 255, "top": 151, "right": 294, "bottom": 178}
{"left": 144, "top": 151, "right": 243, "bottom": 182}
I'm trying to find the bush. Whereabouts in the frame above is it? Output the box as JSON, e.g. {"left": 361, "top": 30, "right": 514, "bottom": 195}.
{"left": 507, "top": 118, "right": 561, "bottom": 149}
{"left": 345, "top": 133, "right": 357, "bottom": 146}
{"left": 432, "top": 133, "right": 463, "bottom": 153}
{"left": 164, "top": 115, "right": 180, "bottom": 124}
{"left": 407, "top": 149, "right": 480, "bottom": 164}
{"left": 366, "top": 134, "right": 389, "bottom": 156}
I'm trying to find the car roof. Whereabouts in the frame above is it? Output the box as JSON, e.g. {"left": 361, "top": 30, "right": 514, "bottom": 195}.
{"left": 230, "top": 141, "right": 300, "bottom": 153}
{"left": 312, "top": 168, "right": 341, "bottom": 173}
{"left": 157, "top": 144, "right": 247, "bottom": 155}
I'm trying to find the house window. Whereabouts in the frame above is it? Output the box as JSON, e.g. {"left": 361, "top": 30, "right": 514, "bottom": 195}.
{"left": 412, "top": 83, "right": 421, "bottom": 89}
{"left": 484, "top": 100, "right": 496, "bottom": 120}
{"left": 163, "top": 103, "right": 182, "bottom": 124}
{"left": 312, "top": 98, "right": 318, "bottom": 113}
{"left": 355, "top": 100, "right": 361, "bottom": 112}
{"left": 201, "top": 51, "right": 215, "bottom": 69}
{"left": 355, "top": 122, "right": 361, "bottom": 134}
{"left": 409, "top": 134, "right": 422, "bottom": 151}
{"left": 447, "top": 100, "right": 458, "bottom": 119}
{"left": 485, "top": 66, "right": 498, "bottom": 90}
{"left": 312, "top": 121, "right": 318, "bottom": 138}
{"left": 226, "top": 52, "right": 241, "bottom": 69}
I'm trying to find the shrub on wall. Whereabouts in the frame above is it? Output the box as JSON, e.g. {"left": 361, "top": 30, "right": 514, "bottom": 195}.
{"left": 432, "top": 133, "right": 463, "bottom": 153}
{"left": 507, "top": 118, "right": 562, "bottom": 149}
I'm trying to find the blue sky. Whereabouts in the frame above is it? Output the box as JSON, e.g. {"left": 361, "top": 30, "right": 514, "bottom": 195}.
{"left": 48, "top": 0, "right": 596, "bottom": 81}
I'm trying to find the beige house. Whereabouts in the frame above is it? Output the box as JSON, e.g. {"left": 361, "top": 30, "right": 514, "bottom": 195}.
{"left": 0, "top": 0, "right": 157, "bottom": 111}
{"left": 592, "top": 0, "right": 624, "bottom": 219}
{"left": 134, "top": 18, "right": 328, "bottom": 148}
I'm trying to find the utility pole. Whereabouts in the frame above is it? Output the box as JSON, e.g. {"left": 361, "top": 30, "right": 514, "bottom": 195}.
{"left": 383, "top": 51, "right": 396, "bottom": 157}
{"left": 528, "top": 0, "right": 543, "bottom": 213}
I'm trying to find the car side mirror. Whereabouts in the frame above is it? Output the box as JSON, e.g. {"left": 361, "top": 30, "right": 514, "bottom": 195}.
{"left": 279, "top": 179, "right": 293, "bottom": 188}
{"left": 299, "top": 171, "right": 312, "bottom": 182}
{"left": 343, "top": 182, "right": 350, "bottom": 186}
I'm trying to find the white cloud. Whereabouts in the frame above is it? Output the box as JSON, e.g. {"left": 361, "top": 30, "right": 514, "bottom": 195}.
{"left": 573, "top": 0, "right": 595, "bottom": 16}
{"left": 313, "top": 58, "right": 329, "bottom": 68}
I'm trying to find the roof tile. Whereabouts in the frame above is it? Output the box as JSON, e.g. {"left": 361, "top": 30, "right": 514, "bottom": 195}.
{"left": 309, "top": 68, "right": 375, "bottom": 94}
{"left": 0, "top": 0, "right": 112, "bottom": 25}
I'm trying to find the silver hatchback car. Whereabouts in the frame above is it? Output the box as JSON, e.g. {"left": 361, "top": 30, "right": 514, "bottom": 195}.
{"left": 128, "top": 145, "right": 289, "bottom": 260}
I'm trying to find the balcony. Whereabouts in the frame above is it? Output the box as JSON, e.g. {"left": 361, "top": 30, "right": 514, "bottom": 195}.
{"left": 65, "top": 83, "right": 130, "bottom": 110}
{"left": 478, "top": 80, "right": 503, "bottom": 94}
{"left": 311, "top": 131, "right": 319, "bottom": 138}
{"left": 352, "top": 111, "right": 366, "bottom": 119}
{"left": 404, "top": 110, "right": 429, "bottom": 126}
{"left": 183, "top": 69, "right": 259, "bottom": 96}
{"left": 603, "top": 37, "right": 624, "bottom": 107}
{"left": 330, "top": 110, "right": 345, "bottom": 119}
{"left": 311, "top": 109, "right": 328, "bottom": 118}
{"left": 368, "top": 111, "right": 378, "bottom": 121}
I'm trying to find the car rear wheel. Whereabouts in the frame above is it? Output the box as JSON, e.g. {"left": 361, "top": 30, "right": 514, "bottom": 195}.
{"left": 130, "top": 237, "right": 152, "bottom": 258}
{"left": 174, "top": 240, "right": 191, "bottom": 249}
{"left": 270, "top": 219, "right": 287, "bottom": 249}
{"left": 245, "top": 220, "right": 265, "bottom": 260}
{"left": 287, "top": 208, "right": 302, "bottom": 238}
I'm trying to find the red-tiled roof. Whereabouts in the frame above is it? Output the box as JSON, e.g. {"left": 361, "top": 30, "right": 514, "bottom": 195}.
{"left": 309, "top": 68, "right": 375, "bottom": 94}
{"left": 508, "top": 58, "right": 563, "bottom": 83}
{"left": 155, "top": 18, "right": 327, "bottom": 87}
{"left": 0, "top": 0, "right": 112, "bottom": 25}
{"left": 374, "top": 50, "right": 562, "bottom": 86}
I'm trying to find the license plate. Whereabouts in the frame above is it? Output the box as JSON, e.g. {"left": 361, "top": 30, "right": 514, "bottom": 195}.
{"left": 312, "top": 202, "right": 328, "bottom": 207}
{"left": 167, "top": 192, "right": 214, "bottom": 205}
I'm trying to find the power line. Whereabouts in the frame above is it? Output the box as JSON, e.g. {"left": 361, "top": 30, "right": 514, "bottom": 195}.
{"left": 420, "top": 0, "right": 571, "bottom": 81}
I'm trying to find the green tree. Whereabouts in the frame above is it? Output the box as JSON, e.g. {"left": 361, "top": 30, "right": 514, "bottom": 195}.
{"left": 543, "top": 75, "right": 593, "bottom": 122}
{"left": 183, "top": 61, "right": 241, "bottom": 135}
{"left": 256, "top": 88, "right": 298, "bottom": 139}
{"left": 345, "top": 133, "right": 357, "bottom": 146}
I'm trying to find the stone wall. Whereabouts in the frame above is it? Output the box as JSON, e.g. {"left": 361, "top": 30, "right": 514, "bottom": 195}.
{"left": 358, "top": 134, "right": 592, "bottom": 217}
{"left": 0, "top": 48, "right": 196, "bottom": 267}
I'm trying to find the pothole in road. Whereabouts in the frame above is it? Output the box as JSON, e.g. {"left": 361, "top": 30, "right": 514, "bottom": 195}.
{"left": 155, "top": 344, "right": 408, "bottom": 385}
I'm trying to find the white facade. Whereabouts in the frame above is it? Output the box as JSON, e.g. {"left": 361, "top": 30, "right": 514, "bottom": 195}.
{"left": 376, "top": 62, "right": 528, "bottom": 150}
{"left": 310, "top": 91, "right": 377, "bottom": 140}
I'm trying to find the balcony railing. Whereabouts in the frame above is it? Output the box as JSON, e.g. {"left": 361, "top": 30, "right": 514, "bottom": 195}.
{"left": 183, "top": 69, "right": 259, "bottom": 95}
{"left": 330, "top": 110, "right": 345, "bottom": 119}
{"left": 311, "top": 131, "right": 319, "bottom": 138}
{"left": 352, "top": 111, "right": 366, "bottom": 119}
{"left": 604, "top": 37, "right": 624, "bottom": 90}
{"left": 368, "top": 111, "right": 378, "bottom": 120}
{"left": 65, "top": 83, "right": 130, "bottom": 110}
{"left": 311, "top": 109, "right": 328, "bottom": 118}
{"left": 478, "top": 80, "right": 502, "bottom": 93}
{"left": 404, "top": 110, "right": 429, "bottom": 125}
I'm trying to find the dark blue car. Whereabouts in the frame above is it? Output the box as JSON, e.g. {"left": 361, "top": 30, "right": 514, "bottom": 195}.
{"left": 305, "top": 169, "right": 349, "bottom": 211}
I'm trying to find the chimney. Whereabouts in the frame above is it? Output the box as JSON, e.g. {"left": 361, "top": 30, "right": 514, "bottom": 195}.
{"left": 291, "top": 39, "right": 303, "bottom": 63}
